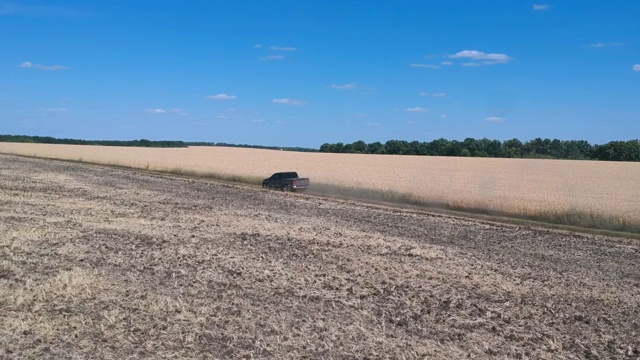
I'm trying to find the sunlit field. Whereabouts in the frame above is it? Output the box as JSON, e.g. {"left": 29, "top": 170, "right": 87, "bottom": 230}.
{"left": 1, "top": 142, "right": 638, "bottom": 231}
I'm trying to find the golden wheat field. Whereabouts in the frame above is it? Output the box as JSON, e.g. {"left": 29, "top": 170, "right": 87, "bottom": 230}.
{"left": 1, "top": 142, "right": 639, "bottom": 229}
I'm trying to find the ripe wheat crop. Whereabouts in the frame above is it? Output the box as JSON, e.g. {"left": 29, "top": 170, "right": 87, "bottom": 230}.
{"left": 1, "top": 142, "right": 638, "bottom": 232}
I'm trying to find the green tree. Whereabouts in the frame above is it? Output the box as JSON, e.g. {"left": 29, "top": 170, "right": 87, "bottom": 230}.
{"left": 351, "top": 140, "right": 367, "bottom": 153}
{"left": 384, "top": 140, "right": 410, "bottom": 155}
{"left": 593, "top": 140, "right": 640, "bottom": 161}
{"left": 502, "top": 138, "right": 524, "bottom": 158}
{"left": 366, "top": 141, "right": 385, "bottom": 154}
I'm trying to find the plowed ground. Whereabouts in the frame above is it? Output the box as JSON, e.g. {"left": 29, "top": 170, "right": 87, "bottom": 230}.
{"left": 1, "top": 154, "right": 639, "bottom": 359}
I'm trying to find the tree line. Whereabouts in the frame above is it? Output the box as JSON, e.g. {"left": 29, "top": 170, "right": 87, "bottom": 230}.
{"left": 0, "top": 135, "right": 319, "bottom": 152}
{"left": 319, "top": 138, "right": 640, "bottom": 161}
{"left": 3, "top": 134, "right": 638, "bottom": 161}
{"left": 0, "top": 135, "right": 188, "bottom": 148}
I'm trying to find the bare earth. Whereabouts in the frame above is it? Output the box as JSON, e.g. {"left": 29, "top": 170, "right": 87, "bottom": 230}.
{"left": 1, "top": 154, "right": 639, "bottom": 359}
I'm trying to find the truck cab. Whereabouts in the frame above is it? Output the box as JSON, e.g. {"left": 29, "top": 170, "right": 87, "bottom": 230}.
{"left": 262, "top": 172, "right": 310, "bottom": 192}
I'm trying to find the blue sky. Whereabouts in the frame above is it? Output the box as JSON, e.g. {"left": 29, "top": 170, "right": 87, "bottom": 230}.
{"left": 1, "top": 1, "right": 639, "bottom": 148}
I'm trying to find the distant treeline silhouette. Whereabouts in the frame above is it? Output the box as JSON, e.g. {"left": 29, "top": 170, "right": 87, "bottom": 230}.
{"left": 2, "top": 134, "right": 638, "bottom": 161}
{"left": 0, "top": 135, "right": 187, "bottom": 148}
{"left": 320, "top": 138, "right": 640, "bottom": 162}
{"left": 0, "top": 135, "right": 317, "bottom": 152}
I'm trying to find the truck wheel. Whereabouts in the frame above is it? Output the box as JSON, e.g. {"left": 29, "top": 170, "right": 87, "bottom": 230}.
{"left": 282, "top": 185, "right": 290, "bottom": 192}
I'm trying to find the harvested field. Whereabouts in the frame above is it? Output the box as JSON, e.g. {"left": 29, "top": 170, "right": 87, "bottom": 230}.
{"left": 1, "top": 143, "right": 639, "bottom": 233}
{"left": 1, "top": 154, "right": 640, "bottom": 359}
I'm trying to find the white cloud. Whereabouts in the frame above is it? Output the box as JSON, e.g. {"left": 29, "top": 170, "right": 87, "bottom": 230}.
{"left": 20, "top": 61, "right": 69, "bottom": 70}
{"left": 253, "top": 44, "right": 263, "bottom": 48}
{"left": 633, "top": 65, "right": 640, "bottom": 72}
{"left": 533, "top": 4, "right": 550, "bottom": 11}
{"left": 250, "top": 119, "right": 265, "bottom": 122}
{"left": 484, "top": 116, "right": 504, "bottom": 123}
{"left": 45, "top": 108, "right": 67, "bottom": 112}
{"left": 420, "top": 92, "right": 446, "bottom": 97}
{"left": 450, "top": 50, "right": 513, "bottom": 66}
{"left": 451, "top": 50, "right": 512, "bottom": 62}
{"left": 331, "top": 83, "right": 358, "bottom": 90}
{"left": 366, "top": 122, "right": 381, "bottom": 126}
{"left": 441, "top": 61, "right": 453, "bottom": 66}
{"left": 584, "top": 42, "right": 623, "bottom": 48}
{"left": 145, "top": 109, "right": 167, "bottom": 114}
{"left": 404, "top": 107, "right": 429, "bottom": 113}
{"left": 207, "top": 93, "right": 237, "bottom": 100}
{"left": 269, "top": 46, "right": 296, "bottom": 51}
{"left": 273, "top": 98, "right": 306, "bottom": 106}
{"left": 410, "top": 63, "right": 440, "bottom": 69}
{"left": 259, "top": 55, "right": 285, "bottom": 61}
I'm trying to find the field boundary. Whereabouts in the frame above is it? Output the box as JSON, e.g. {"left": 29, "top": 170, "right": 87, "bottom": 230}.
{"left": 2, "top": 151, "right": 639, "bottom": 240}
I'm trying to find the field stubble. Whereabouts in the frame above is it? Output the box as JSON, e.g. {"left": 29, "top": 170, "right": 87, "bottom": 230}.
{"left": 0, "top": 143, "right": 638, "bottom": 232}
{"left": 1, "top": 154, "right": 640, "bottom": 359}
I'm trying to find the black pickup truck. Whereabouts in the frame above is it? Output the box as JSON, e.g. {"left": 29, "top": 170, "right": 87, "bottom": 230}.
{"left": 262, "top": 172, "right": 310, "bottom": 192}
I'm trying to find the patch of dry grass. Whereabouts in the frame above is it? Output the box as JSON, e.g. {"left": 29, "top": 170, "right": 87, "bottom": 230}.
{"left": 1, "top": 142, "right": 639, "bottom": 232}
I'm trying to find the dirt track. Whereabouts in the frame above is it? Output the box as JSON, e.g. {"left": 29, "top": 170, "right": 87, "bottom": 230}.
{"left": 2, "top": 154, "right": 639, "bottom": 359}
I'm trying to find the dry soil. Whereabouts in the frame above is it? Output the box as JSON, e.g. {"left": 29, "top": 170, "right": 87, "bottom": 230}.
{"left": 1, "top": 154, "right": 639, "bottom": 359}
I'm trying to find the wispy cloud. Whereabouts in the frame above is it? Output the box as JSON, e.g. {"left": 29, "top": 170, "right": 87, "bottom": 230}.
{"left": 259, "top": 55, "right": 285, "bottom": 61}
{"left": 206, "top": 93, "right": 237, "bottom": 100}
{"left": 366, "top": 122, "right": 381, "bottom": 126}
{"left": 441, "top": 61, "right": 453, "bottom": 66}
{"left": 419, "top": 92, "right": 446, "bottom": 97}
{"left": 1, "top": 3, "right": 86, "bottom": 17}
{"left": 485, "top": 116, "right": 504, "bottom": 123}
{"left": 45, "top": 108, "right": 67, "bottom": 112}
{"left": 269, "top": 46, "right": 296, "bottom": 51}
{"left": 583, "top": 42, "right": 624, "bottom": 48}
{"left": 145, "top": 109, "right": 167, "bottom": 114}
{"left": 449, "top": 50, "right": 513, "bottom": 64}
{"left": 170, "top": 108, "right": 188, "bottom": 115}
{"left": 331, "top": 82, "right": 358, "bottom": 90}
{"left": 20, "top": 61, "right": 69, "bottom": 71}
{"left": 144, "top": 108, "right": 186, "bottom": 115}
{"left": 533, "top": 4, "right": 550, "bottom": 11}
{"left": 450, "top": 50, "right": 513, "bottom": 66}
{"left": 273, "top": 98, "right": 306, "bottom": 106}
{"left": 633, "top": 65, "right": 640, "bottom": 72}
{"left": 404, "top": 107, "right": 429, "bottom": 113}
{"left": 410, "top": 63, "right": 440, "bottom": 69}
{"left": 250, "top": 119, "right": 265, "bottom": 123}
{"left": 253, "top": 44, "right": 263, "bottom": 48}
